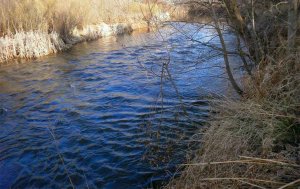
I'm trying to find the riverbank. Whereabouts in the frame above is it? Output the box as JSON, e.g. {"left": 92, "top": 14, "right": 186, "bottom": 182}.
{"left": 0, "top": 0, "right": 172, "bottom": 63}
{"left": 167, "top": 1, "right": 300, "bottom": 188}
{"left": 0, "top": 22, "right": 144, "bottom": 63}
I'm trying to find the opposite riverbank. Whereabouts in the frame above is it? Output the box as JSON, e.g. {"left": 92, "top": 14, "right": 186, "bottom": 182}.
{"left": 0, "top": 0, "right": 173, "bottom": 63}
{"left": 0, "top": 21, "right": 152, "bottom": 63}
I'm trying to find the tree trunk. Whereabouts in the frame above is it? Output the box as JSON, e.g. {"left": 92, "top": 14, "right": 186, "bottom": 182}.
{"left": 210, "top": 1, "right": 244, "bottom": 96}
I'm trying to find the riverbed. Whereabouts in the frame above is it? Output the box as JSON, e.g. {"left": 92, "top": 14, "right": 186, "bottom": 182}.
{"left": 0, "top": 23, "right": 239, "bottom": 188}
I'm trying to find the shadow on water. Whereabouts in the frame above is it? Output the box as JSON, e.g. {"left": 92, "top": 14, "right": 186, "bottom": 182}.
{"left": 0, "top": 23, "right": 241, "bottom": 188}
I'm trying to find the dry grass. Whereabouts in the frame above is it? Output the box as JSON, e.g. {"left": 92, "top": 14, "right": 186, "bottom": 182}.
{"left": 0, "top": 23, "right": 137, "bottom": 62}
{"left": 167, "top": 50, "right": 300, "bottom": 189}
{"left": 0, "top": 0, "right": 170, "bottom": 37}
{"left": 0, "top": 31, "right": 66, "bottom": 61}
{"left": 167, "top": 95, "right": 300, "bottom": 188}
{"left": 0, "top": 0, "right": 174, "bottom": 62}
{"left": 166, "top": 1, "right": 300, "bottom": 187}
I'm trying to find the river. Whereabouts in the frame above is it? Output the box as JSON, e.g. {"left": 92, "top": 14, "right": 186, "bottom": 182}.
{"left": 0, "top": 23, "right": 240, "bottom": 188}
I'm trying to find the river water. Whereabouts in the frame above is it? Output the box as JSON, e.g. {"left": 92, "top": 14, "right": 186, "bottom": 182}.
{"left": 0, "top": 23, "right": 239, "bottom": 188}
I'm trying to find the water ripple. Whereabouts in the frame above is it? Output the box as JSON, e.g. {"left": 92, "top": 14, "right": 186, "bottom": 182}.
{"left": 0, "top": 23, "right": 236, "bottom": 188}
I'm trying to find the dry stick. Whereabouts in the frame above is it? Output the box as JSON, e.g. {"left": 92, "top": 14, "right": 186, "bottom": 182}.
{"left": 182, "top": 157, "right": 300, "bottom": 168}
{"left": 199, "top": 177, "right": 285, "bottom": 185}
{"left": 181, "top": 160, "right": 269, "bottom": 166}
{"left": 278, "top": 178, "right": 300, "bottom": 189}
{"left": 239, "top": 156, "right": 300, "bottom": 168}
{"left": 255, "top": 112, "right": 298, "bottom": 119}
{"left": 238, "top": 180, "right": 267, "bottom": 189}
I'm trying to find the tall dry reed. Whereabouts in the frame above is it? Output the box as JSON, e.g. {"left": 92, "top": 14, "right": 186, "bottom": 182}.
{"left": 0, "top": 0, "right": 170, "bottom": 62}
{"left": 0, "top": 0, "right": 165, "bottom": 37}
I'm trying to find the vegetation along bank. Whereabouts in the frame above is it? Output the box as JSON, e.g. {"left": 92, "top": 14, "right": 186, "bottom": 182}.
{"left": 0, "top": 0, "right": 173, "bottom": 63}
{"left": 167, "top": 0, "right": 300, "bottom": 188}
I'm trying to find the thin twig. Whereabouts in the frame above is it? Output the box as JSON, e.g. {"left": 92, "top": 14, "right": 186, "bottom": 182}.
{"left": 181, "top": 160, "right": 268, "bottom": 166}
{"left": 199, "top": 177, "right": 285, "bottom": 185}
{"left": 239, "top": 156, "right": 300, "bottom": 168}
{"left": 47, "top": 127, "right": 75, "bottom": 189}
{"left": 238, "top": 180, "right": 267, "bottom": 189}
{"left": 278, "top": 178, "right": 300, "bottom": 189}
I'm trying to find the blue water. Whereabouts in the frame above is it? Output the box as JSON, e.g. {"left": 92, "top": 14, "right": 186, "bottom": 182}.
{"left": 0, "top": 23, "right": 237, "bottom": 188}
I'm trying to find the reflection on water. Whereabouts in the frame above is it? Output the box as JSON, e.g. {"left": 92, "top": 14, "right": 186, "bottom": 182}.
{"left": 0, "top": 23, "right": 238, "bottom": 188}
